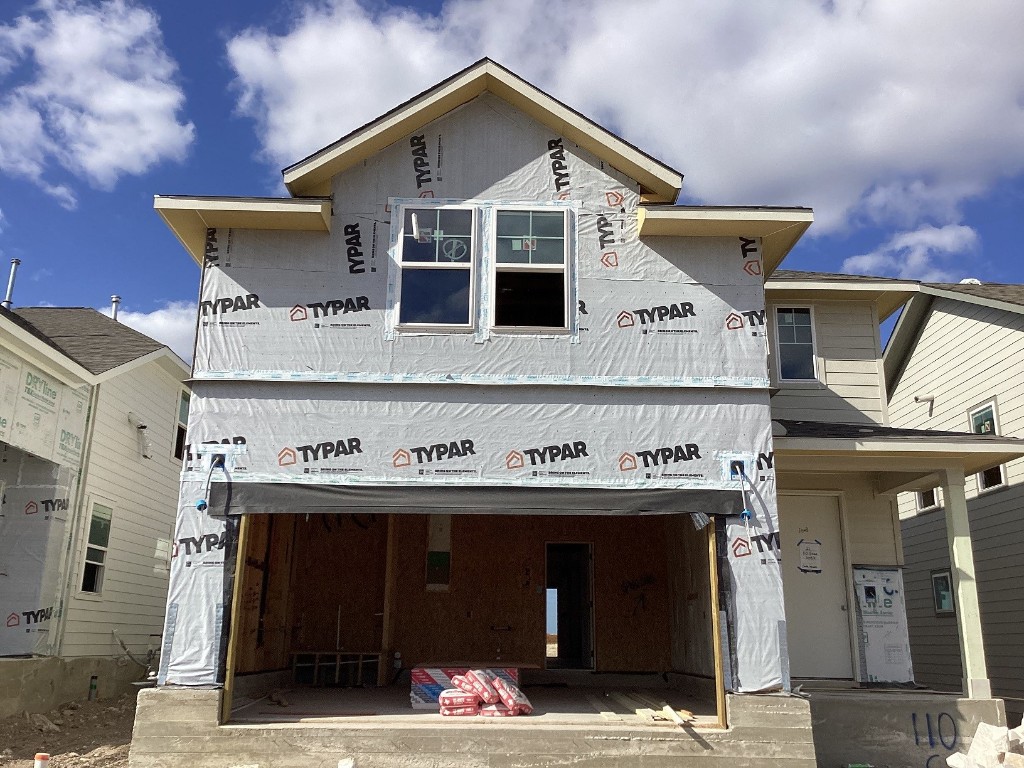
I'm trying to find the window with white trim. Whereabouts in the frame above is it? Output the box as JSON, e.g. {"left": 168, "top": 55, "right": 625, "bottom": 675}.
{"left": 917, "top": 487, "right": 941, "bottom": 511}
{"left": 392, "top": 201, "right": 571, "bottom": 332}
{"left": 969, "top": 402, "right": 1005, "bottom": 491}
{"left": 173, "top": 390, "right": 190, "bottom": 460}
{"left": 932, "top": 570, "right": 954, "bottom": 615}
{"left": 775, "top": 307, "right": 816, "bottom": 380}
{"left": 81, "top": 502, "right": 112, "bottom": 594}
{"left": 493, "top": 208, "right": 567, "bottom": 329}
{"left": 397, "top": 206, "right": 475, "bottom": 327}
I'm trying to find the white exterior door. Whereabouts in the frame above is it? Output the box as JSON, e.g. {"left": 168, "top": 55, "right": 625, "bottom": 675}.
{"left": 779, "top": 494, "right": 854, "bottom": 679}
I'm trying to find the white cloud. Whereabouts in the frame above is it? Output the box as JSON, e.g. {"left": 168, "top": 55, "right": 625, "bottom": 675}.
{"left": 0, "top": 0, "right": 194, "bottom": 207}
{"left": 226, "top": 0, "right": 1024, "bottom": 236}
{"left": 842, "top": 224, "right": 979, "bottom": 282}
{"left": 102, "top": 300, "right": 196, "bottom": 364}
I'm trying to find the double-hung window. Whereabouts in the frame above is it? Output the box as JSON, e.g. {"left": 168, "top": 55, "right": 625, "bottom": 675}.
{"left": 970, "top": 402, "right": 1005, "bottom": 491}
{"left": 397, "top": 206, "right": 475, "bottom": 327}
{"left": 775, "top": 307, "right": 816, "bottom": 381}
{"left": 493, "top": 208, "right": 567, "bottom": 329}
{"left": 393, "top": 201, "right": 571, "bottom": 332}
{"left": 81, "top": 502, "right": 112, "bottom": 594}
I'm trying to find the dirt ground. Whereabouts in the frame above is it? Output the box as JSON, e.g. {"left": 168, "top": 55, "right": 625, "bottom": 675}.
{"left": 0, "top": 692, "right": 137, "bottom": 768}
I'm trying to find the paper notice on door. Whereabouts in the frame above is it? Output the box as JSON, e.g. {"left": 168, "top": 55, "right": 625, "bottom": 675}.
{"left": 797, "top": 539, "right": 822, "bottom": 574}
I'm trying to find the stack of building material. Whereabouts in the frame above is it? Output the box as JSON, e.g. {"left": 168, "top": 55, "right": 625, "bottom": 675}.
{"left": 410, "top": 666, "right": 519, "bottom": 709}
{"left": 436, "top": 670, "right": 533, "bottom": 717}
{"left": 947, "top": 720, "right": 1024, "bottom": 767}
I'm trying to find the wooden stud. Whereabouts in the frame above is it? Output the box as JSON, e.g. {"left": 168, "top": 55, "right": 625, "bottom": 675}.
{"left": 378, "top": 513, "right": 399, "bottom": 686}
{"left": 708, "top": 520, "right": 727, "bottom": 729}
{"left": 221, "top": 513, "right": 251, "bottom": 724}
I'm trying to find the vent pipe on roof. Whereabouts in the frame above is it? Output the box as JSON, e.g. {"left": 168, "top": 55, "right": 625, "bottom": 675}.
{"left": 2, "top": 258, "right": 21, "bottom": 309}
{"left": 111, "top": 295, "right": 121, "bottom": 321}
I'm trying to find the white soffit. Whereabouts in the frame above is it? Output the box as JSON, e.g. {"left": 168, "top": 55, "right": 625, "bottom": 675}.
{"left": 766, "top": 281, "right": 919, "bottom": 320}
{"left": 281, "top": 59, "right": 683, "bottom": 202}
{"left": 154, "top": 196, "right": 333, "bottom": 266}
{"left": 637, "top": 206, "right": 814, "bottom": 276}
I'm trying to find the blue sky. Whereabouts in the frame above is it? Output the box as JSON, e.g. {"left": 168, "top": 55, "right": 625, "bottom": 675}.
{"left": 1, "top": 0, "right": 1022, "bottom": 360}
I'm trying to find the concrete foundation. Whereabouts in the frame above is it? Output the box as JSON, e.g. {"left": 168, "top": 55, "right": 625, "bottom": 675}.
{"left": 130, "top": 687, "right": 817, "bottom": 767}
{"left": 809, "top": 690, "right": 1006, "bottom": 768}
{"left": 0, "top": 656, "right": 148, "bottom": 718}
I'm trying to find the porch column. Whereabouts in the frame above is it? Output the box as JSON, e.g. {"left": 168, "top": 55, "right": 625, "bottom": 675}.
{"left": 939, "top": 467, "right": 991, "bottom": 699}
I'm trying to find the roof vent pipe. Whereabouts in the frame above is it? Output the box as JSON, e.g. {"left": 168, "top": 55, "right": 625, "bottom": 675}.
{"left": 111, "top": 295, "right": 121, "bottom": 321}
{"left": 2, "top": 258, "right": 21, "bottom": 309}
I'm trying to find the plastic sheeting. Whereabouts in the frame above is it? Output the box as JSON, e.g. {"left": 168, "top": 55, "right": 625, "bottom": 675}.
{"left": 0, "top": 351, "right": 88, "bottom": 656}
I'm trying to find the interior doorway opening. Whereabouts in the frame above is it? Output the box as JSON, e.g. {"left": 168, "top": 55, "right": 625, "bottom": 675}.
{"left": 545, "top": 543, "right": 594, "bottom": 670}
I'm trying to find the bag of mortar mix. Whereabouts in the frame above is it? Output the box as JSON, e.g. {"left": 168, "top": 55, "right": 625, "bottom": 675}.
{"left": 480, "top": 703, "right": 516, "bottom": 717}
{"left": 440, "top": 704, "right": 480, "bottom": 716}
{"left": 492, "top": 676, "right": 533, "bottom": 715}
{"left": 451, "top": 674, "right": 476, "bottom": 695}
{"left": 466, "top": 669, "right": 500, "bottom": 704}
{"left": 439, "top": 688, "right": 481, "bottom": 708}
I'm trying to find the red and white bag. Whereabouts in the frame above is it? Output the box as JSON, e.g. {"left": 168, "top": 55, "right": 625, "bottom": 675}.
{"left": 465, "top": 669, "right": 500, "bottom": 704}
{"left": 440, "top": 704, "right": 480, "bottom": 716}
{"left": 492, "top": 676, "right": 533, "bottom": 715}
{"left": 451, "top": 674, "right": 476, "bottom": 695}
{"left": 438, "top": 688, "right": 480, "bottom": 708}
{"left": 480, "top": 703, "right": 517, "bottom": 717}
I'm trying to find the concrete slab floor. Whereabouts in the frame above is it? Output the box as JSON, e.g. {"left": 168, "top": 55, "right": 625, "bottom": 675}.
{"left": 229, "top": 684, "right": 720, "bottom": 730}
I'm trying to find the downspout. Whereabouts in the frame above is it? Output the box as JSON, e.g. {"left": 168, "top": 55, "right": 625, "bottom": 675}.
{"left": 53, "top": 380, "right": 101, "bottom": 657}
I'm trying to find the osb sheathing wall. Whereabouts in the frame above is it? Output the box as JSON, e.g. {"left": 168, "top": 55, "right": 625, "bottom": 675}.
{"left": 666, "top": 515, "right": 715, "bottom": 677}
{"left": 386, "top": 515, "right": 673, "bottom": 672}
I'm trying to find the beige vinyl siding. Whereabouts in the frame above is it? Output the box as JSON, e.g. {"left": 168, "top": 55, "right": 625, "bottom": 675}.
{"left": 61, "top": 361, "right": 185, "bottom": 659}
{"left": 891, "top": 297, "right": 1024, "bottom": 719}
{"left": 768, "top": 301, "right": 886, "bottom": 425}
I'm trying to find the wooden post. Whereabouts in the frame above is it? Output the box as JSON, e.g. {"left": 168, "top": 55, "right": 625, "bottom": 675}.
{"left": 221, "top": 514, "right": 251, "bottom": 723}
{"left": 378, "top": 514, "right": 399, "bottom": 686}
{"left": 939, "top": 467, "right": 991, "bottom": 698}
{"left": 708, "top": 520, "right": 728, "bottom": 728}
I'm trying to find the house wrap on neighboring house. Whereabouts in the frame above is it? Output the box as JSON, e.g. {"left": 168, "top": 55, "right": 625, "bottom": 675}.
{"left": 0, "top": 303, "right": 190, "bottom": 716}
{"left": 134, "top": 60, "right": 1023, "bottom": 768}
{"left": 886, "top": 281, "right": 1024, "bottom": 721}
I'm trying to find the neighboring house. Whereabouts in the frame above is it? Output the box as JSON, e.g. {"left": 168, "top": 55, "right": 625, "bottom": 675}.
{"left": 0, "top": 305, "right": 190, "bottom": 717}
{"left": 885, "top": 281, "right": 1024, "bottom": 721}
{"left": 132, "top": 60, "right": 1021, "bottom": 768}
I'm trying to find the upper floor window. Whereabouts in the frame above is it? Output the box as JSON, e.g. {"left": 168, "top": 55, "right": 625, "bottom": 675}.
{"left": 969, "top": 402, "right": 1005, "bottom": 491}
{"left": 173, "top": 390, "right": 190, "bottom": 460}
{"left": 917, "top": 487, "right": 941, "bottom": 511}
{"left": 393, "top": 201, "right": 571, "bottom": 332}
{"left": 775, "top": 307, "right": 816, "bottom": 381}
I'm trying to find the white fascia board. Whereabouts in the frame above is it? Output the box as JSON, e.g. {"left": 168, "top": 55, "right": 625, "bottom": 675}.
{"left": 922, "top": 285, "right": 1024, "bottom": 316}
{"left": 283, "top": 60, "right": 683, "bottom": 201}
{"left": 94, "top": 347, "right": 190, "bottom": 385}
{"left": 154, "top": 196, "right": 333, "bottom": 265}
{"left": 766, "top": 280, "right": 920, "bottom": 294}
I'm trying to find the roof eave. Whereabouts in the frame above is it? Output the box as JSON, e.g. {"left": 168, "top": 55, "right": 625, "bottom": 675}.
{"left": 154, "top": 196, "right": 333, "bottom": 265}
{"left": 922, "top": 284, "right": 1024, "bottom": 315}
{"left": 0, "top": 316, "right": 95, "bottom": 386}
{"left": 282, "top": 59, "right": 683, "bottom": 202}
{"left": 765, "top": 280, "right": 918, "bottom": 319}
{"left": 636, "top": 206, "right": 814, "bottom": 276}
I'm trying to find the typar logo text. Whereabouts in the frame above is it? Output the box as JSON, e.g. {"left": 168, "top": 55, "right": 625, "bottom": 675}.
{"left": 505, "top": 441, "right": 589, "bottom": 469}
{"left": 618, "top": 443, "right": 703, "bottom": 480}
{"left": 616, "top": 303, "right": 697, "bottom": 335}
{"left": 739, "top": 236, "right": 762, "bottom": 276}
{"left": 289, "top": 295, "right": 370, "bottom": 325}
{"left": 278, "top": 437, "right": 363, "bottom": 472}
{"left": 725, "top": 309, "right": 766, "bottom": 333}
{"left": 24, "top": 498, "right": 67, "bottom": 517}
{"left": 548, "top": 138, "right": 570, "bottom": 193}
{"left": 393, "top": 439, "right": 476, "bottom": 467}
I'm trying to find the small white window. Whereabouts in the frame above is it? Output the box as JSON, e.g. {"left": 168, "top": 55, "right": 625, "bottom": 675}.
{"left": 969, "top": 402, "right": 1005, "bottom": 491}
{"left": 775, "top": 307, "right": 816, "bottom": 380}
{"left": 173, "top": 390, "right": 190, "bottom": 460}
{"left": 81, "top": 502, "right": 113, "bottom": 594}
{"left": 932, "top": 570, "right": 954, "bottom": 615}
{"left": 917, "top": 488, "right": 940, "bottom": 511}
{"left": 492, "top": 209, "right": 568, "bottom": 329}
{"left": 396, "top": 206, "right": 475, "bottom": 327}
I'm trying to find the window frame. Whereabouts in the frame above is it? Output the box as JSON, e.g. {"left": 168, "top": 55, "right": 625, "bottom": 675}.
{"left": 173, "top": 389, "right": 190, "bottom": 461}
{"left": 393, "top": 202, "right": 478, "bottom": 332}
{"left": 968, "top": 400, "right": 1006, "bottom": 493}
{"left": 773, "top": 305, "right": 819, "bottom": 382}
{"left": 917, "top": 487, "right": 941, "bottom": 512}
{"left": 80, "top": 500, "right": 114, "bottom": 596}
{"left": 931, "top": 569, "right": 955, "bottom": 616}
{"left": 489, "top": 205, "right": 570, "bottom": 333}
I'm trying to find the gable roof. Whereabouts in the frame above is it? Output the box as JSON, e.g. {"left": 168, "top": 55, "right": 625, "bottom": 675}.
{"left": 883, "top": 280, "right": 1024, "bottom": 397}
{"left": 282, "top": 58, "right": 684, "bottom": 201}
{"left": 14, "top": 307, "right": 169, "bottom": 375}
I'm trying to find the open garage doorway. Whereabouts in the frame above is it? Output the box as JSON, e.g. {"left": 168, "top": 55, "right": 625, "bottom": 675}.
{"left": 221, "top": 511, "right": 727, "bottom": 728}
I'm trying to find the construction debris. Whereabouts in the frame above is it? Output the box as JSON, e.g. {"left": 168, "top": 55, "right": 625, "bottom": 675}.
{"left": 947, "top": 719, "right": 1024, "bottom": 766}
